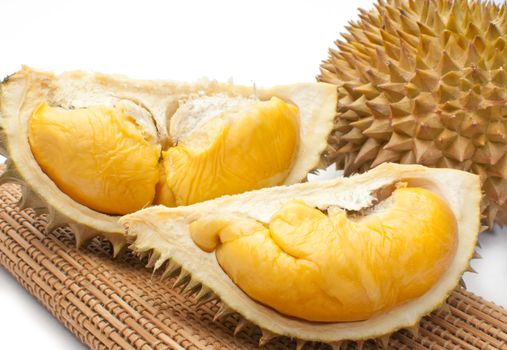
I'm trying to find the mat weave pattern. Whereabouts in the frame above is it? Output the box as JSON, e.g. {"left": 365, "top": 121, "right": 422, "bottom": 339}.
{"left": 0, "top": 183, "right": 506, "bottom": 350}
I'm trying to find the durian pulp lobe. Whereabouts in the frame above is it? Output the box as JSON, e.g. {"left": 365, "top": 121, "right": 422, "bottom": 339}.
{"left": 189, "top": 187, "right": 458, "bottom": 322}
{"left": 28, "top": 102, "right": 161, "bottom": 215}
{"left": 156, "top": 97, "right": 300, "bottom": 206}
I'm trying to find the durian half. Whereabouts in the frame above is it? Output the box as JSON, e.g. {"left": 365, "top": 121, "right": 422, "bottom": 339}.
{"left": 0, "top": 67, "right": 336, "bottom": 252}
{"left": 318, "top": 0, "right": 507, "bottom": 228}
{"left": 120, "top": 163, "right": 481, "bottom": 345}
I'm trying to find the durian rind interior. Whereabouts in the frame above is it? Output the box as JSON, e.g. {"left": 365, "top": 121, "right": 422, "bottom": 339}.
{"left": 0, "top": 67, "right": 336, "bottom": 241}
{"left": 120, "top": 163, "right": 481, "bottom": 342}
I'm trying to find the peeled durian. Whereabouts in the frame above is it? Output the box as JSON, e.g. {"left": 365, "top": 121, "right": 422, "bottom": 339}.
{"left": 0, "top": 67, "right": 336, "bottom": 252}
{"left": 318, "top": 0, "right": 507, "bottom": 228}
{"left": 120, "top": 163, "right": 481, "bottom": 345}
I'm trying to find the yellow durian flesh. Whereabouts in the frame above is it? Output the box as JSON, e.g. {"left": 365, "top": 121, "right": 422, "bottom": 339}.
{"left": 27, "top": 96, "right": 299, "bottom": 213}
{"left": 159, "top": 97, "right": 299, "bottom": 206}
{"left": 190, "top": 187, "right": 457, "bottom": 322}
{"left": 1, "top": 67, "right": 337, "bottom": 242}
{"left": 28, "top": 102, "right": 161, "bottom": 215}
{"left": 120, "top": 163, "right": 481, "bottom": 343}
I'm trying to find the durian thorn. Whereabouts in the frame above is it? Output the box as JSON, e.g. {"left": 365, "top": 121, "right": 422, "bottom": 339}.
{"left": 233, "top": 317, "right": 249, "bottom": 337}
{"left": 329, "top": 340, "right": 345, "bottom": 350}
{"left": 258, "top": 329, "right": 276, "bottom": 347}
{"left": 19, "top": 185, "right": 47, "bottom": 216}
{"left": 377, "top": 334, "right": 391, "bottom": 349}
{"left": 440, "top": 301, "right": 451, "bottom": 314}
{"left": 160, "top": 260, "right": 180, "bottom": 280}
{"left": 69, "top": 223, "right": 97, "bottom": 249}
{"left": 152, "top": 255, "right": 167, "bottom": 273}
{"left": 406, "top": 324, "right": 420, "bottom": 338}
{"left": 172, "top": 270, "right": 191, "bottom": 289}
{"left": 479, "top": 225, "right": 489, "bottom": 233}
{"left": 45, "top": 207, "right": 69, "bottom": 233}
{"left": 467, "top": 265, "right": 478, "bottom": 274}
{"left": 473, "top": 251, "right": 482, "bottom": 259}
{"left": 459, "top": 277, "right": 467, "bottom": 289}
{"left": 213, "top": 303, "right": 234, "bottom": 322}
{"left": 195, "top": 291, "right": 218, "bottom": 308}
{"left": 146, "top": 251, "right": 161, "bottom": 269}
{"left": 295, "top": 339, "right": 306, "bottom": 350}
{"left": 182, "top": 278, "right": 201, "bottom": 295}
{"left": 0, "top": 159, "right": 22, "bottom": 184}
{"left": 136, "top": 250, "right": 149, "bottom": 261}
{"left": 110, "top": 237, "right": 127, "bottom": 258}
{"left": 0, "top": 130, "right": 7, "bottom": 157}
{"left": 195, "top": 285, "right": 211, "bottom": 301}
{"left": 356, "top": 340, "right": 365, "bottom": 350}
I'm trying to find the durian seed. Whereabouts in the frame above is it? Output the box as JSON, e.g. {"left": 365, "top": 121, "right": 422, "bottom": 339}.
{"left": 258, "top": 329, "right": 276, "bottom": 347}
{"left": 234, "top": 318, "right": 249, "bottom": 336}
{"left": 45, "top": 207, "right": 69, "bottom": 233}
{"left": 173, "top": 270, "right": 191, "bottom": 289}
{"left": 213, "top": 303, "right": 233, "bottom": 322}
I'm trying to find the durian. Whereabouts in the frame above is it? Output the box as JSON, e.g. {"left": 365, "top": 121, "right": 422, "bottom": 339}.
{"left": 120, "top": 163, "right": 481, "bottom": 345}
{"left": 318, "top": 0, "right": 507, "bottom": 228}
{"left": 0, "top": 66, "right": 336, "bottom": 250}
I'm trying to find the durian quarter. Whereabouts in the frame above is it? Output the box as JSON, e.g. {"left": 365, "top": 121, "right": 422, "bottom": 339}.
{"left": 318, "top": 0, "right": 507, "bottom": 228}
{"left": 0, "top": 67, "right": 336, "bottom": 251}
{"left": 120, "top": 163, "right": 481, "bottom": 343}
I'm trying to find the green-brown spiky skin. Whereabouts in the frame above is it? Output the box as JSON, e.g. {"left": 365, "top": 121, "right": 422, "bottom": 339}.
{"left": 318, "top": 0, "right": 507, "bottom": 228}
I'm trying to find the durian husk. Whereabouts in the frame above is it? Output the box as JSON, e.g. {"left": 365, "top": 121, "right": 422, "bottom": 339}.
{"left": 318, "top": 0, "right": 507, "bottom": 228}
{"left": 0, "top": 66, "right": 336, "bottom": 253}
{"left": 120, "top": 163, "right": 481, "bottom": 345}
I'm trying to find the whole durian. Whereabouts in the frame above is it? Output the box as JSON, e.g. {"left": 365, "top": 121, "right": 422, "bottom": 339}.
{"left": 318, "top": 0, "right": 507, "bottom": 228}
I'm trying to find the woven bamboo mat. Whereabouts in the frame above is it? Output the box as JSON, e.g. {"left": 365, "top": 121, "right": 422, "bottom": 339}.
{"left": 0, "top": 183, "right": 506, "bottom": 350}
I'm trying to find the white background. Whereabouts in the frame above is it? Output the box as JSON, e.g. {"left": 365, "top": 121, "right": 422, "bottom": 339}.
{"left": 1, "top": 0, "right": 506, "bottom": 348}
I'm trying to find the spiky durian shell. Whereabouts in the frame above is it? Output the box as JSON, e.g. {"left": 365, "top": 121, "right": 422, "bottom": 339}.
{"left": 0, "top": 67, "right": 336, "bottom": 253}
{"left": 121, "top": 163, "right": 482, "bottom": 346}
{"left": 318, "top": 0, "right": 507, "bottom": 228}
